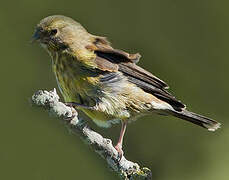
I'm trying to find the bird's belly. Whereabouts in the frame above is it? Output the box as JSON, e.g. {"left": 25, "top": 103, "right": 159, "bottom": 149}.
{"left": 53, "top": 65, "right": 162, "bottom": 127}
{"left": 82, "top": 108, "right": 121, "bottom": 128}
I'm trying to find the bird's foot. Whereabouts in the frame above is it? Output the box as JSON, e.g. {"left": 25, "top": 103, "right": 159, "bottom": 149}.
{"left": 63, "top": 106, "right": 77, "bottom": 122}
{"left": 115, "top": 143, "right": 124, "bottom": 161}
{"left": 65, "top": 102, "right": 94, "bottom": 110}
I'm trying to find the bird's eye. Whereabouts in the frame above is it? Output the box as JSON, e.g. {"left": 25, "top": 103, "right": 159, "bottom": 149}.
{"left": 50, "top": 29, "right": 58, "bottom": 36}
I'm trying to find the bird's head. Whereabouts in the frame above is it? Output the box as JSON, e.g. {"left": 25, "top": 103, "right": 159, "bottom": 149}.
{"left": 32, "top": 15, "right": 91, "bottom": 52}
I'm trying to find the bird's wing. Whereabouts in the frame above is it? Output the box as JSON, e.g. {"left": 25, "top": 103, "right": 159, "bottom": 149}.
{"left": 87, "top": 36, "right": 185, "bottom": 111}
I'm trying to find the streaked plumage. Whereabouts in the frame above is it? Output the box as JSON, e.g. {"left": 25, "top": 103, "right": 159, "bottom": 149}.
{"left": 33, "top": 15, "right": 221, "bottom": 156}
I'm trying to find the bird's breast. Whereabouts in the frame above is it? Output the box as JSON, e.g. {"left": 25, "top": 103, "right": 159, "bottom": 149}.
{"left": 50, "top": 52, "right": 98, "bottom": 104}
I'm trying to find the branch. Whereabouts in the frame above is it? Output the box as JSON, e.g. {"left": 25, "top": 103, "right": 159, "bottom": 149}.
{"left": 31, "top": 89, "right": 152, "bottom": 180}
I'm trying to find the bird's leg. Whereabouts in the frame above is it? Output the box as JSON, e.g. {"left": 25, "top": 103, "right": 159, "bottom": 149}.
{"left": 115, "top": 121, "right": 127, "bottom": 159}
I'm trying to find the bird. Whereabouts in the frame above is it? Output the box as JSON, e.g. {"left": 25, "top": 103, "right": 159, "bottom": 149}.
{"left": 32, "top": 15, "right": 221, "bottom": 157}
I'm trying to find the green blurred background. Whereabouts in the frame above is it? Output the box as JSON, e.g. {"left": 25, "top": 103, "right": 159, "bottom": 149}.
{"left": 0, "top": 0, "right": 228, "bottom": 179}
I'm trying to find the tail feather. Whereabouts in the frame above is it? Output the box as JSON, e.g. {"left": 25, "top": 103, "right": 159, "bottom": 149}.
{"left": 167, "top": 109, "right": 221, "bottom": 131}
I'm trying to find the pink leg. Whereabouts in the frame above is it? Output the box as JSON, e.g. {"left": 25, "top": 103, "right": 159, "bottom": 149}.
{"left": 115, "top": 121, "right": 127, "bottom": 158}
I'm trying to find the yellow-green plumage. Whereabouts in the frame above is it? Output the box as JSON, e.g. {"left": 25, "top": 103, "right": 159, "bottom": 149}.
{"left": 51, "top": 49, "right": 153, "bottom": 127}
{"left": 33, "top": 15, "right": 220, "bottom": 131}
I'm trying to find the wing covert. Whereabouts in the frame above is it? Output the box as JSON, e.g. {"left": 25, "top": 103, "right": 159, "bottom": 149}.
{"left": 88, "top": 36, "right": 185, "bottom": 111}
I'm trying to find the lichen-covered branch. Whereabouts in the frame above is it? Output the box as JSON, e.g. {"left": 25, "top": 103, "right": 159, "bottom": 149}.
{"left": 31, "top": 89, "right": 152, "bottom": 180}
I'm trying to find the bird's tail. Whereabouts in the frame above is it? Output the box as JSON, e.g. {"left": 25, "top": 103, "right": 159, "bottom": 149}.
{"left": 167, "top": 109, "right": 221, "bottom": 131}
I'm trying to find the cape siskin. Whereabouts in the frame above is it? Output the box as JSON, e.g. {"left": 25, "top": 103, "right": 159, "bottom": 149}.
{"left": 32, "top": 15, "right": 221, "bottom": 156}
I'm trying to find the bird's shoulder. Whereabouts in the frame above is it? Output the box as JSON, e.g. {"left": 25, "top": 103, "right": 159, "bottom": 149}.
{"left": 86, "top": 35, "right": 169, "bottom": 89}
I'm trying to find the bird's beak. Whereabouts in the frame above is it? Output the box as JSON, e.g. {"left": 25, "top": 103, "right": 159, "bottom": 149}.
{"left": 31, "top": 28, "right": 41, "bottom": 43}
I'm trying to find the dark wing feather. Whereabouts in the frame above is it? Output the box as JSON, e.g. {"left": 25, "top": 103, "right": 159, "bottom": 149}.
{"left": 117, "top": 63, "right": 185, "bottom": 111}
{"left": 94, "top": 55, "right": 119, "bottom": 72}
{"left": 118, "top": 62, "right": 168, "bottom": 89}
{"left": 90, "top": 36, "right": 185, "bottom": 111}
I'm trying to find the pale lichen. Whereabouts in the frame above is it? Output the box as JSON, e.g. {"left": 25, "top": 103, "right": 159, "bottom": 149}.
{"left": 31, "top": 89, "right": 152, "bottom": 179}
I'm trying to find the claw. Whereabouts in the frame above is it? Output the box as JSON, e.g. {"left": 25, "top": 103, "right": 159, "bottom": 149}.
{"left": 64, "top": 106, "right": 77, "bottom": 122}
{"left": 115, "top": 143, "right": 124, "bottom": 160}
